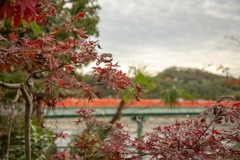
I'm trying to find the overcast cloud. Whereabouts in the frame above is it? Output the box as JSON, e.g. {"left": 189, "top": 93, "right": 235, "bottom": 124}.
{"left": 93, "top": 0, "right": 240, "bottom": 76}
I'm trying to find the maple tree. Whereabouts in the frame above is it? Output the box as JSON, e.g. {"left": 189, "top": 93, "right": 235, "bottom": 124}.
{"left": 52, "top": 97, "right": 240, "bottom": 159}
{"left": 0, "top": 0, "right": 139, "bottom": 159}
{"left": 0, "top": 0, "right": 240, "bottom": 160}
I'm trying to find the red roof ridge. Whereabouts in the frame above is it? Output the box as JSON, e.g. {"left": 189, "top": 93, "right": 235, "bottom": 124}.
{"left": 52, "top": 98, "right": 220, "bottom": 108}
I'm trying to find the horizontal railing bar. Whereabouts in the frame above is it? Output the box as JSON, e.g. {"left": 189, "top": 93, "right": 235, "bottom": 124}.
{"left": 44, "top": 107, "right": 205, "bottom": 118}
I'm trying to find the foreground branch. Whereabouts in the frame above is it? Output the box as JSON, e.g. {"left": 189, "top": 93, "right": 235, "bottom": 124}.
{"left": 0, "top": 81, "right": 22, "bottom": 89}
{"left": 20, "top": 84, "right": 33, "bottom": 160}
{"left": 109, "top": 99, "right": 126, "bottom": 124}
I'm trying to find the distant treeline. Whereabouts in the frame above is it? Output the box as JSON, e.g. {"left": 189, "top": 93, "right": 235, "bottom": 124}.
{"left": 84, "top": 67, "right": 240, "bottom": 100}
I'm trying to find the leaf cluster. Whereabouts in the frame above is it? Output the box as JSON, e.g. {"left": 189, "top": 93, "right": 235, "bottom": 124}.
{"left": 0, "top": 0, "right": 100, "bottom": 39}
{"left": 51, "top": 99, "right": 240, "bottom": 159}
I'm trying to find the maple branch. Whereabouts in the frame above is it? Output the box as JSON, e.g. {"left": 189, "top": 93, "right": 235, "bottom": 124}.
{"left": 20, "top": 84, "right": 33, "bottom": 160}
{"left": 26, "top": 70, "right": 46, "bottom": 83}
{"left": 90, "top": 83, "right": 106, "bottom": 86}
{"left": 26, "top": 49, "right": 78, "bottom": 84}
{"left": 45, "top": 79, "right": 73, "bottom": 89}
{"left": 54, "top": 44, "right": 80, "bottom": 72}
{"left": 188, "top": 106, "right": 222, "bottom": 149}
{"left": 56, "top": 58, "right": 72, "bottom": 70}
{"left": 109, "top": 99, "right": 126, "bottom": 124}
{"left": 0, "top": 81, "right": 22, "bottom": 89}
{"left": 53, "top": 41, "right": 89, "bottom": 72}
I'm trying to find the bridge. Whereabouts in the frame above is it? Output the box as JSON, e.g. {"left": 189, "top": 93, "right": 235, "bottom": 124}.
{"left": 43, "top": 98, "right": 223, "bottom": 148}
{"left": 44, "top": 98, "right": 216, "bottom": 118}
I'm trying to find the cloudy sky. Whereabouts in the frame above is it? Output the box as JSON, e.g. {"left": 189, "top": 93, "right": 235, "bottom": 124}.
{"left": 93, "top": 0, "right": 240, "bottom": 76}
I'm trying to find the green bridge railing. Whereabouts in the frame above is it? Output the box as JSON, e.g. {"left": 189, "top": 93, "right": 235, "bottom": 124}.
{"left": 44, "top": 106, "right": 205, "bottom": 118}
{"left": 44, "top": 106, "right": 206, "bottom": 137}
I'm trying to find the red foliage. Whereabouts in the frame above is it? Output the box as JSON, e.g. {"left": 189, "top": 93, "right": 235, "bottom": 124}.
{"left": 1, "top": 1, "right": 239, "bottom": 159}
{"left": 51, "top": 150, "right": 70, "bottom": 160}
{"left": 0, "top": 0, "right": 55, "bottom": 26}
{"left": 9, "top": 32, "right": 17, "bottom": 41}
{"left": 92, "top": 62, "right": 132, "bottom": 91}
{"left": 54, "top": 131, "right": 69, "bottom": 141}
{"left": 0, "top": 1, "right": 139, "bottom": 105}
{"left": 52, "top": 99, "right": 240, "bottom": 159}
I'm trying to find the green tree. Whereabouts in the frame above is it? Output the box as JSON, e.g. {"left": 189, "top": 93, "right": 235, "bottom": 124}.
{"left": 0, "top": 0, "right": 100, "bottom": 39}
{"left": 161, "top": 85, "right": 193, "bottom": 107}
{"left": 46, "top": 0, "right": 100, "bottom": 39}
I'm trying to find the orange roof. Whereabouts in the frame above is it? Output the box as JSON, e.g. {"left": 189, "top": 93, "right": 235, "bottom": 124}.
{"left": 54, "top": 98, "right": 218, "bottom": 108}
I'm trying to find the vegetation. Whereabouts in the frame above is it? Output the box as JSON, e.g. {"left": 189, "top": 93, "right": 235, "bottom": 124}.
{"left": 0, "top": 0, "right": 100, "bottom": 38}
{"left": 161, "top": 85, "right": 193, "bottom": 107}
{"left": 148, "top": 67, "right": 239, "bottom": 100}
{"left": 0, "top": 116, "right": 55, "bottom": 160}
{"left": 79, "top": 66, "right": 240, "bottom": 101}
{"left": 55, "top": 98, "right": 240, "bottom": 159}
{"left": 0, "top": 0, "right": 239, "bottom": 160}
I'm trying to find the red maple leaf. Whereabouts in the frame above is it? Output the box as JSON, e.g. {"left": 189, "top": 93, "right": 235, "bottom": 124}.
{"left": 65, "top": 65, "right": 74, "bottom": 72}
{"left": 10, "top": 33, "right": 17, "bottom": 41}
{"left": 95, "top": 91, "right": 101, "bottom": 99}
{"left": 58, "top": 79, "right": 65, "bottom": 87}
{"left": 0, "top": 3, "right": 13, "bottom": 20}
{"left": 0, "top": 0, "right": 40, "bottom": 26}
{"left": 18, "top": 0, "right": 38, "bottom": 13}
{"left": 76, "top": 12, "right": 85, "bottom": 19}
{"left": 14, "top": 12, "right": 21, "bottom": 27}
{"left": 212, "top": 128, "right": 221, "bottom": 135}
{"left": 0, "top": 64, "right": 11, "bottom": 72}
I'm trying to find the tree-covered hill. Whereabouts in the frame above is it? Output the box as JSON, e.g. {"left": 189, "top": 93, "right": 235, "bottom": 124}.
{"left": 145, "top": 67, "right": 240, "bottom": 100}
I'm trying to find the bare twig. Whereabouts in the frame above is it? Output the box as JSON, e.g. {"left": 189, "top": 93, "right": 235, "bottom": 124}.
{"left": 26, "top": 70, "right": 46, "bottom": 84}
{"left": 189, "top": 105, "right": 222, "bottom": 149}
